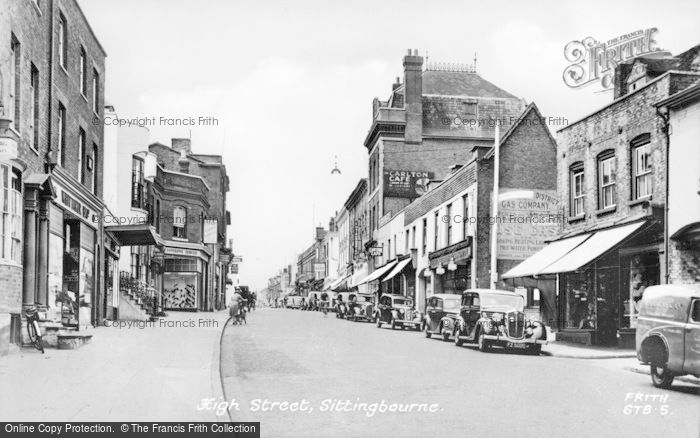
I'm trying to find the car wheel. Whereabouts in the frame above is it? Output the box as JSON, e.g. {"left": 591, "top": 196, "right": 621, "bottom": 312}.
{"left": 424, "top": 322, "right": 431, "bottom": 338}
{"left": 478, "top": 332, "right": 490, "bottom": 352}
{"left": 454, "top": 328, "right": 464, "bottom": 346}
{"left": 650, "top": 363, "right": 674, "bottom": 389}
{"left": 375, "top": 315, "right": 382, "bottom": 328}
{"left": 441, "top": 325, "right": 450, "bottom": 342}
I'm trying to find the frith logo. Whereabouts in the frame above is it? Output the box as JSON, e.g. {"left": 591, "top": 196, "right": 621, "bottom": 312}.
{"left": 563, "top": 28, "right": 669, "bottom": 89}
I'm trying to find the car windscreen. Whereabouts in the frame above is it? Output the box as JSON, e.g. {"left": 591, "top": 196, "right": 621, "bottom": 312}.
{"left": 480, "top": 294, "right": 524, "bottom": 311}
{"left": 443, "top": 298, "right": 461, "bottom": 312}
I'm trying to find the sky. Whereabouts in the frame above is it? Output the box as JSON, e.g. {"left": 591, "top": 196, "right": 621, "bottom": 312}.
{"left": 79, "top": 0, "right": 700, "bottom": 290}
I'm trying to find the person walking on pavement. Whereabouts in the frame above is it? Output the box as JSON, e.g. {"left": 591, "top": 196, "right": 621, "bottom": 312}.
{"left": 229, "top": 290, "right": 245, "bottom": 324}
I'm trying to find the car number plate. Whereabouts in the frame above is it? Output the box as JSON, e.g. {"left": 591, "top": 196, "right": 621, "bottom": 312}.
{"left": 507, "top": 342, "right": 528, "bottom": 349}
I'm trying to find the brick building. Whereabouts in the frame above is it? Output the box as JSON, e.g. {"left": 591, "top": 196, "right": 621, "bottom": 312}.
{"left": 0, "top": 0, "right": 107, "bottom": 351}
{"left": 504, "top": 45, "right": 700, "bottom": 346}
{"left": 363, "top": 49, "right": 525, "bottom": 262}
{"left": 365, "top": 104, "right": 558, "bottom": 315}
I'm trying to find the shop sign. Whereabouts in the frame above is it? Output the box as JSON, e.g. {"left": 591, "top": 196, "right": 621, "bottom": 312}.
{"left": 383, "top": 169, "right": 434, "bottom": 198}
{"left": 368, "top": 246, "right": 383, "bottom": 257}
{"left": 497, "top": 188, "right": 561, "bottom": 260}
{"left": 231, "top": 256, "right": 243, "bottom": 263}
{"left": 230, "top": 264, "right": 239, "bottom": 274}
{"left": 165, "top": 247, "right": 200, "bottom": 257}
{"left": 0, "top": 138, "right": 18, "bottom": 160}
{"left": 56, "top": 187, "right": 99, "bottom": 225}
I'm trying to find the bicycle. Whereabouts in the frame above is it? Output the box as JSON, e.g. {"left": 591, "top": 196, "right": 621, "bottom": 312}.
{"left": 24, "top": 306, "right": 44, "bottom": 354}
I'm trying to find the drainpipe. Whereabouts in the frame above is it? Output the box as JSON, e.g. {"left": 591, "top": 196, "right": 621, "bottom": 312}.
{"left": 655, "top": 105, "right": 670, "bottom": 284}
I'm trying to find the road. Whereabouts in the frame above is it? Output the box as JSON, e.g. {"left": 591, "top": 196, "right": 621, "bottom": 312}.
{"left": 221, "top": 307, "right": 699, "bottom": 438}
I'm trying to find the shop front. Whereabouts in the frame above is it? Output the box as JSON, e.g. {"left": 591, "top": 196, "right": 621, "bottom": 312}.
{"left": 505, "top": 219, "right": 661, "bottom": 346}
{"left": 381, "top": 255, "right": 415, "bottom": 300}
{"left": 428, "top": 238, "right": 472, "bottom": 296}
{"left": 162, "top": 245, "right": 210, "bottom": 311}
{"left": 47, "top": 175, "right": 103, "bottom": 329}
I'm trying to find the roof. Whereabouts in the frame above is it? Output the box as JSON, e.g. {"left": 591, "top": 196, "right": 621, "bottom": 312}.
{"left": 429, "top": 293, "right": 463, "bottom": 299}
{"left": 421, "top": 70, "right": 517, "bottom": 99}
{"left": 483, "top": 102, "right": 557, "bottom": 160}
{"left": 655, "top": 83, "right": 700, "bottom": 108}
{"left": 644, "top": 284, "right": 700, "bottom": 299}
{"left": 465, "top": 288, "right": 518, "bottom": 296}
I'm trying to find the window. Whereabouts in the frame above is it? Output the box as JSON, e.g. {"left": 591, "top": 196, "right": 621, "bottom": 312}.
{"left": 387, "top": 238, "right": 391, "bottom": 260}
{"left": 92, "top": 69, "right": 99, "bottom": 114}
{"left": 131, "top": 157, "right": 144, "bottom": 209}
{"left": 10, "top": 35, "right": 20, "bottom": 130}
{"left": 462, "top": 194, "right": 469, "bottom": 240}
{"left": 78, "top": 128, "right": 86, "bottom": 184}
{"left": 446, "top": 203, "right": 453, "bottom": 245}
{"left": 632, "top": 136, "right": 652, "bottom": 199}
{"left": 411, "top": 226, "right": 416, "bottom": 249}
{"left": 58, "top": 13, "right": 67, "bottom": 69}
{"left": 433, "top": 210, "right": 439, "bottom": 250}
{"left": 173, "top": 206, "right": 187, "bottom": 239}
{"left": 405, "top": 229, "right": 409, "bottom": 254}
{"left": 394, "top": 235, "right": 397, "bottom": 258}
{"left": 570, "top": 163, "right": 585, "bottom": 217}
{"left": 79, "top": 46, "right": 87, "bottom": 95}
{"left": 154, "top": 199, "right": 161, "bottom": 233}
{"left": 30, "top": 64, "right": 39, "bottom": 150}
{"left": 597, "top": 151, "right": 616, "bottom": 209}
{"left": 422, "top": 218, "right": 427, "bottom": 255}
{"left": 57, "top": 103, "right": 66, "bottom": 166}
{"left": 0, "top": 166, "right": 22, "bottom": 263}
{"left": 92, "top": 143, "right": 98, "bottom": 194}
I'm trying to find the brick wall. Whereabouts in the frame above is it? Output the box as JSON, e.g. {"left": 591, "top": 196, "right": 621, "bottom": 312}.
{"left": 669, "top": 241, "right": 700, "bottom": 284}
{"left": 0, "top": 265, "right": 23, "bottom": 314}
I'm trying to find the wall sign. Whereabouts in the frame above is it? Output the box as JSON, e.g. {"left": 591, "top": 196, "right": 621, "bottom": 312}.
{"left": 383, "top": 169, "right": 434, "bottom": 198}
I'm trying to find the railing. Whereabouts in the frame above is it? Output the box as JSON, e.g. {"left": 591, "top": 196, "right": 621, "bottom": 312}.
{"left": 119, "top": 272, "right": 157, "bottom": 315}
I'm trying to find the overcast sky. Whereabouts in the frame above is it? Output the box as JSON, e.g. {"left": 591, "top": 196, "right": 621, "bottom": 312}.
{"left": 80, "top": 0, "right": 699, "bottom": 290}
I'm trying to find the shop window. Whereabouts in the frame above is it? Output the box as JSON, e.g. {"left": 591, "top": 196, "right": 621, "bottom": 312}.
{"left": 598, "top": 151, "right": 616, "bottom": 209}
{"left": 0, "top": 166, "right": 22, "bottom": 263}
{"left": 562, "top": 270, "right": 595, "bottom": 329}
{"left": 173, "top": 206, "right": 187, "bottom": 239}
{"left": 631, "top": 135, "right": 652, "bottom": 200}
{"left": 131, "top": 157, "right": 144, "bottom": 209}
{"left": 569, "top": 162, "right": 585, "bottom": 217}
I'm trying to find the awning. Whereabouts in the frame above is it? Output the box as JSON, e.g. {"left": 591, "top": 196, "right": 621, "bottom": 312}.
{"left": 383, "top": 258, "right": 413, "bottom": 282}
{"left": 105, "top": 224, "right": 162, "bottom": 246}
{"left": 354, "top": 260, "right": 398, "bottom": 286}
{"left": 540, "top": 221, "right": 645, "bottom": 274}
{"left": 327, "top": 274, "right": 351, "bottom": 291}
{"left": 502, "top": 233, "right": 591, "bottom": 278}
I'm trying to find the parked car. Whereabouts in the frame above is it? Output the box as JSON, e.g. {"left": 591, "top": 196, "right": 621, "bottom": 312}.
{"left": 452, "top": 289, "right": 547, "bottom": 354}
{"left": 287, "top": 296, "right": 305, "bottom": 309}
{"left": 335, "top": 292, "right": 354, "bottom": 318}
{"left": 423, "top": 294, "right": 463, "bottom": 340}
{"left": 636, "top": 284, "right": 700, "bottom": 389}
{"left": 375, "top": 294, "right": 421, "bottom": 330}
{"left": 348, "top": 294, "right": 375, "bottom": 322}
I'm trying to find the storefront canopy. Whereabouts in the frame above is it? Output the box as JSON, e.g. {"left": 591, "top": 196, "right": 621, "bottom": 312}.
{"left": 327, "top": 274, "right": 350, "bottom": 291}
{"left": 502, "top": 233, "right": 591, "bottom": 279}
{"left": 105, "top": 224, "right": 162, "bottom": 246}
{"left": 354, "top": 260, "right": 398, "bottom": 286}
{"left": 539, "top": 221, "right": 645, "bottom": 275}
{"left": 382, "top": 258, "right": 412, "bottom": 282}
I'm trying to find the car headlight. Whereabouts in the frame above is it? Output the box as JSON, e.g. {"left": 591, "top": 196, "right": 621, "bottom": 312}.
{"left": 482, "top": 319, "right": 493, "bottom": 334}
{"left": 525, "top": 327, "right": 534, "bottom": 337}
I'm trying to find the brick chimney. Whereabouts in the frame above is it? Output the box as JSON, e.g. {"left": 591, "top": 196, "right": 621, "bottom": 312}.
{"left": 178, "top": 150, "right": 190, "bottom": 173}
{"left": 172, "top": 138, "right": 191, "bottom": 154}
{"left": 403, "top": 49, "right": 423, "bottom": 144}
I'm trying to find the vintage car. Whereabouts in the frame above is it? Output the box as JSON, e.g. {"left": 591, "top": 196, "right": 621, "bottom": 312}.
{"left": 375, "top": 294, "right": 421, "bottom": 330}
{"left": 347, "top": 294, "right": 375, "bottom": 322}
{"left": 334, "top": 292, "right": 355, "bottom": 318}
{"left": 452, "top": 289, "right": 547, "bottom": 354}
{"left": 286, "top": 295, "right": 305, "bottom": 309}
{"left": 636, "top": 284, "right": 700, "bottom": 389}
{"left": 423, "top": 294, "right": 463, "bottom": 340}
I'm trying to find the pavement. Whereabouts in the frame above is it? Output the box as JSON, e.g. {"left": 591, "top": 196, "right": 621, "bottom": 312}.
{"left": 542, "top": 341, "right": 637, "bottom": 359}
{"left": 221, "top": 307, "right": 700, "bottom": 438}
{"left": 0, "top": 311, "right": 230, "bottom": 422}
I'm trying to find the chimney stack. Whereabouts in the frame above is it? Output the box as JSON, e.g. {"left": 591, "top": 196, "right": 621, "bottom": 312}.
{"left": 403, "top": 49, "right": 423, "bottom": 144}
{"left": 172, "top": 138, "right": 192, "bottom": 155}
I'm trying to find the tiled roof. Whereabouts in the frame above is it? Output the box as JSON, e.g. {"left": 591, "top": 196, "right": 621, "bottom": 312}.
{"left": 422, "top": 70, "right": 517, "bottom": 99}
